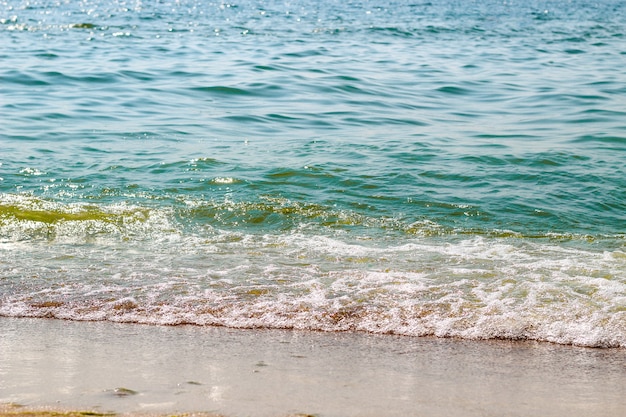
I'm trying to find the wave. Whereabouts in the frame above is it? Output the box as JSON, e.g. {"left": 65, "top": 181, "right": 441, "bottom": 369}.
{"left": 1, "top": 194, "right": 625, "bottom": 348}
{"left": 1, "top": 253, "right": 624, "bottom": 348}
{"left": 2, "top": 193, "right": 622, "bottom": 243}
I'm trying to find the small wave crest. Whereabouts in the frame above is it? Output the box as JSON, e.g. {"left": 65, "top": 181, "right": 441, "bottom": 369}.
{"left": 1, "top": 193, "right": 621, "bottom": 244}
{"left": 0, "top": 193, "right": 177, "bottom": 243}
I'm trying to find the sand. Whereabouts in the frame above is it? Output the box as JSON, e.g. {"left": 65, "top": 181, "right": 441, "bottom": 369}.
{"left": 1, "top": 317, "right": 625, "bottom": 417}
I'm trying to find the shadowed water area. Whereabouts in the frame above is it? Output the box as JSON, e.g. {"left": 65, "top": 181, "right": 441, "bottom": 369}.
{"left": 1, "top": 0, "right": 625, "bottom": 346}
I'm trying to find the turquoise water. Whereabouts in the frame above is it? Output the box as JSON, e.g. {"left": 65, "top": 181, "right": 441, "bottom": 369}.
{"left": 1, "top": 0, "right": 625, "bottom": 347}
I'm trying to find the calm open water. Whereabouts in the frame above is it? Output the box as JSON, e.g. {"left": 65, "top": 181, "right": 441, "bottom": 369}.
{"left": 1, "top": 0, "right": 625, "bottom": 347}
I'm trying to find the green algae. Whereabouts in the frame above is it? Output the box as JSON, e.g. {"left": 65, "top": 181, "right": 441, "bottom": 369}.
{"left": 0, "top": 203, "right": 148, "bottom": 226}
{"left": 0, "top": 200, "right": 158, "bottom": 241}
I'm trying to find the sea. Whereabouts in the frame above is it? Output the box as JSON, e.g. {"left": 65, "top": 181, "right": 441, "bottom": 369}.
{"left": 1, "top": 0, "right": 625, "bottom": 348}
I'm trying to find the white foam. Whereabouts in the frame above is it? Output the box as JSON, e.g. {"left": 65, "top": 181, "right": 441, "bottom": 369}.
{"left": 2, "top": 200, "right": 625, "bottom": 347}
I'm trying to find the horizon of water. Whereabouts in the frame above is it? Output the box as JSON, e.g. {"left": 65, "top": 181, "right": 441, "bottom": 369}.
{"left": 1, "top": 0, "right": 625, "bottom": 347}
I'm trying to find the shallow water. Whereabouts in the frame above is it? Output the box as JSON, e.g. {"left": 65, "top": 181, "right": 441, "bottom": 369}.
{"left": 2, "top": 318, "right": 626, "bottom": 416}
{"left": 1, "top": 0, "right": 625, "bottom": 347}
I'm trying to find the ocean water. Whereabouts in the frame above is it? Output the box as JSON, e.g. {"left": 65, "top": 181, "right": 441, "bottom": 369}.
{"left": 1, "top": 0, "right": 625, "bottom": 347}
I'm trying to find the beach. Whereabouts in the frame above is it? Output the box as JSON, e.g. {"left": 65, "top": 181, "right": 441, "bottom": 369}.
{"left": 1, "top": 317, "right": 625, "bottom": 417}
{"left": 2, "top": 1, "right": 625, "bottom": 415}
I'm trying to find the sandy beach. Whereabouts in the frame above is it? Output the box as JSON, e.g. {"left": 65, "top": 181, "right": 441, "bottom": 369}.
{"left": 1, "top": 317, "right": 625, "bottom": 417}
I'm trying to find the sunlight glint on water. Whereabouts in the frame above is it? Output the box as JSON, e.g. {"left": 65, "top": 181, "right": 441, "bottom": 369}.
{"left": 1, "top": 0, "right": 625, "bottom": 347}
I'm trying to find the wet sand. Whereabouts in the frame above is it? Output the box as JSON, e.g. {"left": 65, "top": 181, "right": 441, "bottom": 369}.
{"left": 1, "top": 317, "right": 625, "bottom": 417}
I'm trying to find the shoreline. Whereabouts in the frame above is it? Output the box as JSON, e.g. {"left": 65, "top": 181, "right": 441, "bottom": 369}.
{"left": 0, "top": 404, "right": 310, "bottom": 417}
{"left": 1, "top": 317, "right": 625, "bottom": 417}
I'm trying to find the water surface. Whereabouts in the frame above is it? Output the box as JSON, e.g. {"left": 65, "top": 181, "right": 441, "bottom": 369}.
{"left": 1, "top": 0, "right": 625, "bottom": 347}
